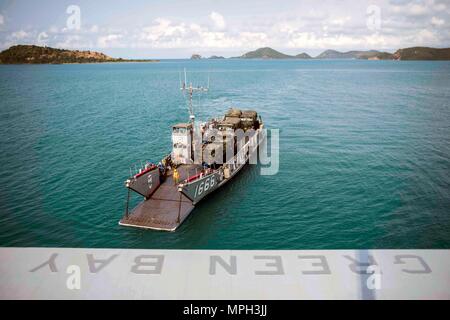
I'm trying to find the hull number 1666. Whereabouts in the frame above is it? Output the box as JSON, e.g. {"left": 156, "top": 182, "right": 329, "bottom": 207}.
{"left": 194, "top": 175, "right": 216, "bottom": 198}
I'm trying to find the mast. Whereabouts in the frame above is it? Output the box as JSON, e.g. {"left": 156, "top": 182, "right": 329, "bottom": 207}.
{"left": 180, "top": 68, "right": 209, "bottom": 125}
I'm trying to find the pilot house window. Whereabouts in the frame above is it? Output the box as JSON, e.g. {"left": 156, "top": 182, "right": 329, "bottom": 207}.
{"left": 173, "top": 127, "right": 187, "bottom": 134}
{"left": 173, "top": 143, "right": 187, "bottom": 149}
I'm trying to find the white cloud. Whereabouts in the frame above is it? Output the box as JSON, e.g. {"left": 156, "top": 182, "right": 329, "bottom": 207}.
{"left": 97, "top": 34, "right": 123, "bottom": 48}
{"left": 434, "top": 5, "right": 446, "bottom": 11}
{"left": 139, "top": 18, "right": 187, "bottom": 44}
{"left": 432, "top": 1, "right": 446, "bottom": 11}
{"left": 2, "top": 1, "right": 450, "bottom": 55}
{"left": 37, "top": 32, "right": 49, "bottom": 44}
{"left": 58, "top": 6, "right": 449, "bottom": 52}
{"left": 0, "top": 14, "right": 4, "bottom": 25}
{"left": 49, "top": 26, "right": 59, "bottom": 33}
{"left": 287, "top": 32, "right": 359, "bottom": 49}
{"left": 132, "top": 17, "right": 269, "bottom": 49}
{"left": 431, "top": 16, "right": 444, "bottom": 26}
{"left": 391, "top": 2, "right": 429, "bottom": 17}
{"left": 12, "top": 30, "right": 29, "bottom": 39}
{"left": 416, "top": 29, "right": 439, "bottom": 44}
{"left": 209, "top": 11, "right": 226, "bottom": 30}
{"left": 330, "top": 16, "right": 351, "bottom": 26}
{"left": 410, "top": 4, "right": 428, "bottom": 16}
{"left": 55, "top": 34, "right": 92, "bottom": 49}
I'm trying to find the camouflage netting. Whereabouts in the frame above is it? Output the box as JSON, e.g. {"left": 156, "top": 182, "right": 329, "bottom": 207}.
{"left": 219, "top": 117, "right": 242, "bottom": 130}
{"left": 241, "top": 110, "right": 257, "bottom": 120}
{"left": 222, "top": 108, "right": 258, "bottom": 130}
{"left": 240, "top": 110, "right": 258, "bottom": 130}
{"left": 225, "top": 108, "right": 242, "bottom": 117}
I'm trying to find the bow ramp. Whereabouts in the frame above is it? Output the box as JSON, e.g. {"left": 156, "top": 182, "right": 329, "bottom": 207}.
{"left": 119, "top": 166, "right": 198, "bottom": 231}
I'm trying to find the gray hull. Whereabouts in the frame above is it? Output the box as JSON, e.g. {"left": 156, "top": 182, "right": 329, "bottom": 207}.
{"left": 179, "top": 171, "right": 223, "bottom": 204}
{"left": 126, "top": 167, "right": 160, "bottom": 198}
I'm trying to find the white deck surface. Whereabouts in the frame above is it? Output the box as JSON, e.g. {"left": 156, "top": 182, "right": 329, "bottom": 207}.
{"left": 0, "top": 248, "right": 449, "bottom": 299}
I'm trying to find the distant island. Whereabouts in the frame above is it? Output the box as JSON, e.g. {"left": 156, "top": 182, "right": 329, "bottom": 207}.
{"left": 314, "top": 49, "right": 393, "bottom": 60}
{"left": 392, "top": 47, "right": 450, "bottom": 60}
{"left": 190, "top": 54, "right": 225, "bottom": 59}
{"left": 229, "top": 46, "right": 450, "bottom": 60}
{"left": 235, "top": 47, "right": 312, "bottom": 59}
{"left": 0, "top": 45, "right": 159, "bottom": 64}
{"left": 190, "top": 54, "right": 202, "bottom": 60}
{"left": 232, "top": 47, "right": 387, "bottom": 59}
{"left": 208, "top": 55, "right": 225, "bottom": 59}
{"left": 295, "top": 52, "right": 312, "bottom": 59}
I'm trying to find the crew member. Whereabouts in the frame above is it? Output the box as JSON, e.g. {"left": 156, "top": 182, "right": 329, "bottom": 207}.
{"left": 173, "top": 167, "right": 180, "bottom": 185}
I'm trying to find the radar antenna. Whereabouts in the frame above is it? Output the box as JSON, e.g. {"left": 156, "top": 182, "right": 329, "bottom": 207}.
{"left": 180, "top": 68, "right": 209, "bottom": 124}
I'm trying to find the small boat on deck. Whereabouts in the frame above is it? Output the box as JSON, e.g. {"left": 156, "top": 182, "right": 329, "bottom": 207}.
{"left": 119, "top": 71, "right": 265, "bottom": 231}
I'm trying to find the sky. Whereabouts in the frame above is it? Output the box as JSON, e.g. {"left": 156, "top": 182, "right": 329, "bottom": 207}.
{"left": 0, "top": 0, "right": 449, "bottom": 58}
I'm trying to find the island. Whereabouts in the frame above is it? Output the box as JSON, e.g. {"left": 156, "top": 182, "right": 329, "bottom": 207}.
{"left": 237, "top": 47, "right": 293, "bottom": 59}
{"left": 314, "top": 49, "right": 393, "bottom": 60}
{"left": 234, "top": 47, "right": 392, "bottom": 60}
{"left": 0, "top": 45, "right": 159, "bottom": 64}
{"left": 189, "top": 54, "right": 225, "bottom": 59}
{"left": 295, "top": 53, "right": 312, "bottom": 59}
{"left": 392, "top": 47, "right": 450, "bottom": 60}
{"left": 233, "top": 47, "right": 311, "bottom": 59}
{"left": 231, "top": 46, "right": 450, "bottom": 60}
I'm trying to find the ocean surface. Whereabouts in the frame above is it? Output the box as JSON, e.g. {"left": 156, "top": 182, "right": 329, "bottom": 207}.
{"left": 0, "top": 59, "right": 449, "bottom": 249}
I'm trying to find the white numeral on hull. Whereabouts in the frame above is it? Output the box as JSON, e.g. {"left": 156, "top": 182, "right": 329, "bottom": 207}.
{"left": 194, "top": 175, "right": 216, "bottom": 198}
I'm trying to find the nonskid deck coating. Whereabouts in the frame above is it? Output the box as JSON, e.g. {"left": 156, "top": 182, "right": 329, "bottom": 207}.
{"left": 119, "top": 165, "right": 200, "bottom": 231}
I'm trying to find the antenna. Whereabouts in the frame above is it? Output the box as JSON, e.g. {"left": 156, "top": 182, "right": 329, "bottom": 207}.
{"left": 180, "top": 68, "right": 210, "bottom": 124}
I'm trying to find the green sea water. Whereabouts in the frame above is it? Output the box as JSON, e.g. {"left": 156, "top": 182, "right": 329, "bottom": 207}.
{"left": 0, "top": 59, "right": 449, "bottom": 249}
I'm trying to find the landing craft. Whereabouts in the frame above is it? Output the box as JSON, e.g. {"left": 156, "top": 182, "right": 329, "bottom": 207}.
{"left": 119, "top": 70, "right": 265, "bottom": 231}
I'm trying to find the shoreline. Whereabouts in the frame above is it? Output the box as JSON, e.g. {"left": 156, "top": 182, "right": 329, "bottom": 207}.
{"left": 3, "top": 58, "right": 450, "bottom": 65}
{"left": 0, "top": 60, "right": 160, "bottom": 65}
